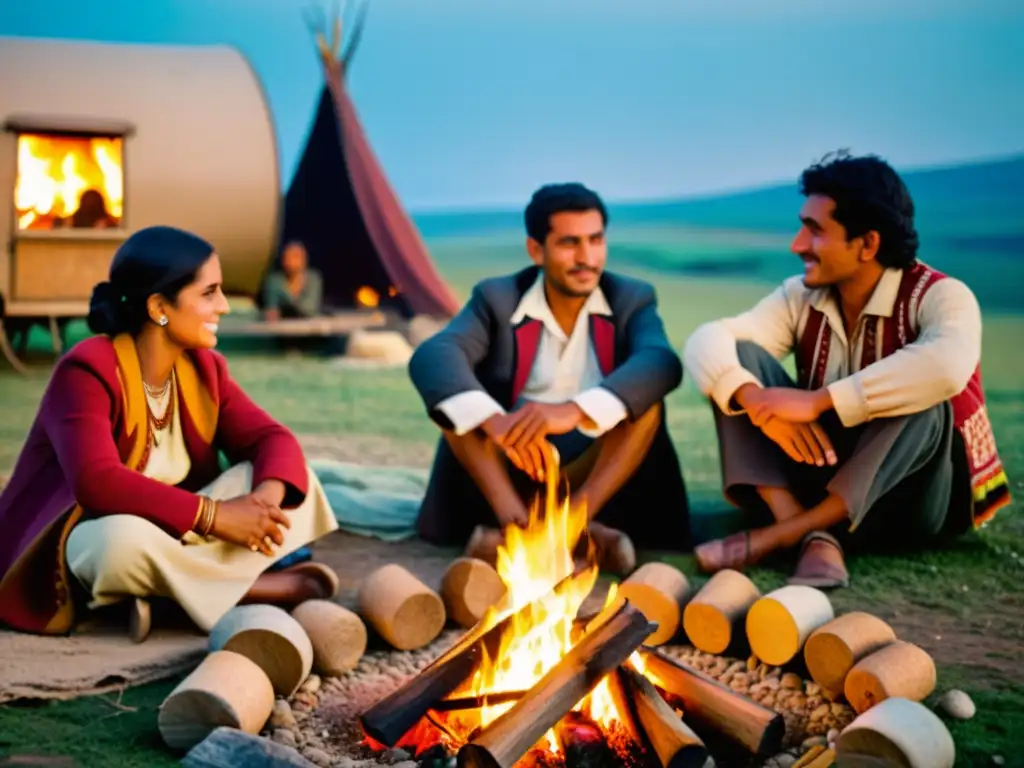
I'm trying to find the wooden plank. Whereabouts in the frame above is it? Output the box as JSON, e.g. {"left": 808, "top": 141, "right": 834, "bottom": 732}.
{"left": 216, "top": 312, "right": 387, "bottom": 338}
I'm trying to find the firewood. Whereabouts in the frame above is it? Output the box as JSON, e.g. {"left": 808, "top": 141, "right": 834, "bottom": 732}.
{"left": 360, "top": 567, "right": 587, "bottom": 747}
{"left": 291, "top": 599, "right": 368, "bottom": 676}
{"left": 457, "top": 601, "right": 656, "bottom": 768}
{"left": 836, "top": 696, "right": 955, "bottom": 767}
{"left": 636, "top": 647, "right": 784, "bottom": 756}
{"left": 613, "top": 562, "right": 690, "bottom": 646}
{"left": 431, "top": 691, "right": 527, "bottom": 712}
{"left": 620, "top": 663, "right": 708, "bottom": 768}
{"left": 207, "top": 604, "right": 314, "bottom": 698}
{"left": 803, "top": 612, "right": 897, "bottom": 699}
{"left": 682, "top": 569, "right": 760, "bottom": 655}
{"left": 157, "top": 650, "right": 275, "bottom": 751}
{"left": 745, "top": 585, "right": 834, "bottom": 666}
{"left": 441, "top": 557, "right": 508, "bottom": 629}
{"left": 554, "top": 710, "right": 618, "bottom": 768}
{"left": 843, "top": 641, "right": 936, "bottom": 714}
{"left": 357, "top": 563, "right": 447, "bottom": 650}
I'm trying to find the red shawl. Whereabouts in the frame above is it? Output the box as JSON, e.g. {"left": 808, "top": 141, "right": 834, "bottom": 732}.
{"left": 0, "top": 334, "right": 309, "bottom": 634}
{"left": 797, "top": 262, "right": 1011, "bottom": 528}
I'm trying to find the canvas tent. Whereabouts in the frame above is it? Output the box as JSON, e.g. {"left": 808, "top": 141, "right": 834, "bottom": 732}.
{"left": 274, "top": 4, "right": 460, "bottom": 320}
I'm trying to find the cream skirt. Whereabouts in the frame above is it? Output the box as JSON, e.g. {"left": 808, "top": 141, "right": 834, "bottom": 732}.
{"left": 65, "top": 462, "right": 339, "bottom": 632}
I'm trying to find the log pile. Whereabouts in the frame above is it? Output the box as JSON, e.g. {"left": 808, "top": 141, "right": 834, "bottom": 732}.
{"left": 157, "top": 559, "right": 503, "bottom": 753}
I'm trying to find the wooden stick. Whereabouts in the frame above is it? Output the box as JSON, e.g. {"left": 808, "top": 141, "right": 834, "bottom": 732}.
{"left": 456, "top": 601, "right": 656, "bottom": 768}
{"left": 620, "top": 663, "right": 708, "bottom": 768}
{"left": 429, "top": 691, "right": 527, "bottom": 712}
{"left": 360, "top": 567, "right": 587, "bottom": 746}
{"left": 636, "top": 647, "right": 784, "bottom": 756}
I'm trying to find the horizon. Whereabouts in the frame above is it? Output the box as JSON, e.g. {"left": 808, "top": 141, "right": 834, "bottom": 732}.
{"left": 2, "top": 0, "right": 1022, "bottom": 210}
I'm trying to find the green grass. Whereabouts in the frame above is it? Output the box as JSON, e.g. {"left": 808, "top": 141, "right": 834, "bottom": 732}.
{"left": 1, "top": 247, "right": 1023, "bottom": 766}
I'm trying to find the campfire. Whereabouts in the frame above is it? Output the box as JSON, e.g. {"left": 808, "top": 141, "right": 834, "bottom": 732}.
{"left": 358, "top": 455, "right": 784, "bottom": 768}
{"left": 14, "top": 132, "right": 123, "bottom": 231}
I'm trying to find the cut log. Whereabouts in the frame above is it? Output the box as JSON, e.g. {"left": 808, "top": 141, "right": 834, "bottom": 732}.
{"left": 803, "top": 612, "right": 896, "bottom": 699}
{"left": 357, "top": 563, "right": 447, "bottom": 650}
{"left": 843, "top": 641, "right": 937, "bottom": 714}
{"left": 360, "top": 567, "right": 586, "bottom": 746}
{"left": 682, "top": 569, "right": 760, "bottom": 655}
{"left": 836, "top": 696, "right": 955, "bottom": 768}
{"left": 614, "top": 562, "right": 690, "bottom": 646}
{"left": 207, "top": 604, "right": 314, "bottom": 698}
{"left": 456, "top": 601, "right": 656, "bottom": 768}
{"left": 620, "top": 663, "right": 708, "bottom": 768}
{"left": 636, "top": 646, "right": 784, "bottom": 756}
{"left": 745, "top": 585, "right": 834, "bottom": 666}
{"left": 291, "top": 599, "right": 368, "bottom": 676}
{"left": 158, "top": 650, "right": 275, "bottom": 751}
{"left": 554, "top": 710, "right": 618, "bottom": 768}
{"left": 431, "top": 691, "right": 527, "bottom": 712}
{"left": 441, "top": 557, "right": 508, "bottom": 629}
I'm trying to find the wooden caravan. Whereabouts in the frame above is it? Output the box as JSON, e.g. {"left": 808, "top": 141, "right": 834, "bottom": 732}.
{"left": 0, "top": 36, "right": 280, "bottom": 370}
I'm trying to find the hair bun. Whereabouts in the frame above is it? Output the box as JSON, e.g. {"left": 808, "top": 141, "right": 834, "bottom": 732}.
{"left": 87, "top": 281, "right": 124, "bottom": 335}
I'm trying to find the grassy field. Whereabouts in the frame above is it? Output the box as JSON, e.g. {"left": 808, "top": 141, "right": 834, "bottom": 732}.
{"left": 1, "top": 230, "right": 1023, "bottom": 766}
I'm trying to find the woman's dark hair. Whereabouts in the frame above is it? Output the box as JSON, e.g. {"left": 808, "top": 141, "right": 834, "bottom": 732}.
{"left": 87, "top": 225, "right": 215, "bottom": 336}
{"left": 799, "top": 150, "right": 919, "bottom": 268}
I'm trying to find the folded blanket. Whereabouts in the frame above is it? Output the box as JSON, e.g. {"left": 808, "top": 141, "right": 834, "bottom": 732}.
{"left": 311, "top": 458, "right": 428, "bottom": 542}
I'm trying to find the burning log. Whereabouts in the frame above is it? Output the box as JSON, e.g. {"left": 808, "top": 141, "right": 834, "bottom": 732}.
{"left": 555, "top": 711, "right": 619, "bottom": 768}
{"left": 429, "top": 691, "right": 527, "bottom": 712}
{"left": 360, "top": 567, "right": 589, "bottom": 746}
{"left": 636, "top": 647, "right": 784, "bottom": 757}
{"left": 619, "top": 664, "right": 708, "bottom": 768}
{"left": 457, "top": 601, "right": 656, "bottom": 768}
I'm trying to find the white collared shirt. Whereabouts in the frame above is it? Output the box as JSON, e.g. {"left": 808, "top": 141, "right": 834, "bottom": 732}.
{"left": 437, "top": 273, "right": 629, "bottom": 437}
{"left": 682, "top": 265, "right": 983, "bottom": 427}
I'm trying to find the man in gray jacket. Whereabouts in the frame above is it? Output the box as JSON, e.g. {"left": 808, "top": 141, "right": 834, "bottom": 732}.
{"left": 408, "top": 183, "right": 691, "bottom": 573}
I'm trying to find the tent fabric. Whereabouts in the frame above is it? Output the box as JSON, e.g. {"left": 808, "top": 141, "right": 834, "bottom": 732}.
{"left": 278, "top": 63, "right": 461, "bottom": 319}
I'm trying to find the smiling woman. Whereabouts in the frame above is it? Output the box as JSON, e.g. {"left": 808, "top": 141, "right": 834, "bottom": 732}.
{"left": 0, "top": 225, "right": 340, "bottom": 642}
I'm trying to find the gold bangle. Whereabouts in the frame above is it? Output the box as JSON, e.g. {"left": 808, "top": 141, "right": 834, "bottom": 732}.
{"left": 191, "top": 497, "right": 205, "bottom": 532}
{"left": 202, "top": 499, "right": 218, "bottom": 537}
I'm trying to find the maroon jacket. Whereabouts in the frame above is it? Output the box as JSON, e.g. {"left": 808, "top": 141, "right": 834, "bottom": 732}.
{"left": 0, "top": 335, "right": 309, "bottom": 634}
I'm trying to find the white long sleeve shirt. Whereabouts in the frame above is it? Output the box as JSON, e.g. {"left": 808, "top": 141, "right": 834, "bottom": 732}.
{"left": 682, "top": 267, "right": 983, "bottom": 427}
{"left": 436, "top": 273, "right": 629, "bottom": 437}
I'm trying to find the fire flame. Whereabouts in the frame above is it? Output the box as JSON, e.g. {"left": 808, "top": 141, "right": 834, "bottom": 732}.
{"left": 355, "top": 285, "right": 380, "bottom": 307}
{"left": 14, "top": 134, "right": 123, "bottom": 230}
{"left": 456, "top": 447, "right": 636, "bottom": 756}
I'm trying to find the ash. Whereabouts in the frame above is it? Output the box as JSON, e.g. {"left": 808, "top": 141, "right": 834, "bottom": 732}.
{"left": 261, "top": 637, "right": 853, "bottom": 768}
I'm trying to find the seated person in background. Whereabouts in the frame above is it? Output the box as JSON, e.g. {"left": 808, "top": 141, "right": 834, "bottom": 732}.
{"left": 409, "top": 183, "right": 692, "bottom": 574}
{"left": 262, "top": 240, "right": 324, "bottom": 320}
{"left": 0, "top": 226, "right": 339, "bottom": 641}
{"left": 682, "top": 151, "right": 1010, "bottom": 588}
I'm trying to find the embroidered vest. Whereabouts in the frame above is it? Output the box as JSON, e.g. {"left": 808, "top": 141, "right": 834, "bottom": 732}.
{"left": 796, "top": 262, "right": 1011, "bottom": 528}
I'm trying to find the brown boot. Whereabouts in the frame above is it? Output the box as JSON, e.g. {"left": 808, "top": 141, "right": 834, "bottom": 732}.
{"left": 586, "top": 523, "right": 636, "bottom": 576}
{"left": 464, "top": 526, "right": 504, "bottom": 567}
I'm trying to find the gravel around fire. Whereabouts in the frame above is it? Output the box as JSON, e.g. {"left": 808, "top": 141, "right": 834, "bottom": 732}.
{"left": 260, "top": 632, "right": 855, "bottom": 768}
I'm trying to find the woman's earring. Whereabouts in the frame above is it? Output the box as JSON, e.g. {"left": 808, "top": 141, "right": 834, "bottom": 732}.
{"left": 158, "top": 316, "right": 168, "bottom": 327}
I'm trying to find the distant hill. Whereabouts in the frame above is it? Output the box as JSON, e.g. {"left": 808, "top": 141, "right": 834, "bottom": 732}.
{"left": 414, "top": 153, "right": 1024, "bottom": 244}
{"left": 417, "top": 153, "right": 1024, "bottom": 313}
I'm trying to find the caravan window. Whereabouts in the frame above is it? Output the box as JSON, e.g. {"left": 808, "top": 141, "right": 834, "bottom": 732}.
{"left": 14, "top": 132, "right": 124, "bottom": 231}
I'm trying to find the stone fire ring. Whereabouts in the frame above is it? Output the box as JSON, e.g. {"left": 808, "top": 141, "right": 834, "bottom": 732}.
{"left": 255, "top": 630, "right": 850, "bottom": 768}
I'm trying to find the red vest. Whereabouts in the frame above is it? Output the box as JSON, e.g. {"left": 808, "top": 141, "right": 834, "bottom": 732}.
{"left": 796, "top": 262, "right": 1011, "bottom": 529}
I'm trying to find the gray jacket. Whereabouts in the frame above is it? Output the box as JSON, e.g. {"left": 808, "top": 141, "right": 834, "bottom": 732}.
{"left": 408, "top": 266, "right": 682, "bottom": 428}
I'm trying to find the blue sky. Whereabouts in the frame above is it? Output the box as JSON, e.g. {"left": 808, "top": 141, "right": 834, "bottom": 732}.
{"left": 2, "top": 0, "right": 1022, "bottom": 211}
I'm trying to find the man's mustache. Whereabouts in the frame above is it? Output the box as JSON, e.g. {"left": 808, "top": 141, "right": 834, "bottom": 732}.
{"left": 568, "top": 266, "right": 598, "bottom": 275}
